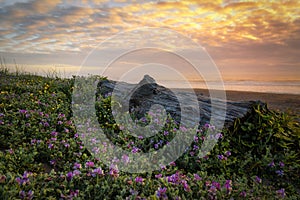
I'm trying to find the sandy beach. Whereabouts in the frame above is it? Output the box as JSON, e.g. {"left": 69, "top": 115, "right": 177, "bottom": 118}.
{"left": 177, "top": 88, "right": 300, "bottom": 115}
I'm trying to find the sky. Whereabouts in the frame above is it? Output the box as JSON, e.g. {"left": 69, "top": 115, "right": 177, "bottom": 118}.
{"left": 0, "top": 0, "right": 300, "bottom": 83}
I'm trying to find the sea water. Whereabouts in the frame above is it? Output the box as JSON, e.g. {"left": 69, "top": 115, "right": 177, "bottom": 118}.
{"left": 159, "top": 80, "right": 300, "bottom": 95}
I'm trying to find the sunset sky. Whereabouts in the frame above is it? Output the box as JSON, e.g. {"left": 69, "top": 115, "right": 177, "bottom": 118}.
{"left": 1, "top": 0, "right": 300, "bottom": 82}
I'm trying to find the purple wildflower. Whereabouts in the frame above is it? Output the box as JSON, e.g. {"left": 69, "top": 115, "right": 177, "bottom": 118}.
{"left": 217, "top": 155, "right": 224, "bottom": 160}
{"left": 193, "top": 145, "right": 199, "bottom": 151}
{"left": 19, "top": 109, "right": 27, "bottom": 114}
{"left": 240, "top": 191, "right": 247, "bottom": 197}
{"left": 225, "top": 151, "right": 231, "bottom": 157}
{"left": 31, "top": 139, "right": 37, "bottom": 145}
{"left": 85, "top": 161, "right": 94, "bottom": 168}
{"left": 73, "top": 162, "right": 82, "bottom": 169}
{"left": 224, "top": 180, "right": 232, "bottom": 194}
{"left": 8, "top": 148, "right": 13, "bottom": 154}
{"left": 130, "top": 189, "right": 139, "bottom": 195}
{"left": 50, "top": 160, "right": 56, "bottom": 165}
{"left": 208, "top": 185, "right": 217, "bottom": 195}
{"left": 27, "top": 190, "right": 34, "bottom": 199}
{"left": 276, "top": 188, "right": 285, "bottom": 198}
{"left": 109, "top": 164, "right": 119, "bottom": 178}
{"left": 156, "top": 187, "right": 167, "bottom": 199}
{"left": 93, "top": 168, "right": 104, "bottom": 176}
{"left": 279, "top": 161, "right": 285, "bottom": 168}
{"left": 268, "top": 161, "right": 275, "bottom": 167}
{"left": 66, "top": 171, "right": 73, "bottom": 181}
{"left": 48, "top": 143, "right": 54, "bottom": 149}
{"left": 138, "top": 135, "right": 143, "bottom": 139}
{"left": 276, "top": 170, "right": 284, "bottom": 176}
{"left": 92, "top": 147, "right": 99, "bottom": 154}
{"left": 122, "top": 154, "right": 130, "bottom": 165}
{"left": 155, "top": 174, "right": 162, "bottom": 179}
{"left": 180, "top": 126, "right": 187, "bottom": 132}
{"left": 215, "top": 133, "right": 223, "bottom": 139}
{"left": 182, "top": 180, "right": 190, "bottom": 192}
{"left": 19, "top": 191, "right": 26, "bottom": 199}
{"left": 212, "top": 181, "right": 221, "bottom": 190}
{"left": 15, "top": 171, "right": 32, "bottom": 186}
{"left": 51, "top": 131, "right": 58, "bottom": 136}
{"left": 167, "top": 172, "right": 180, "bottom": 184}
{"left": 73, "top": 170, "right": 81, "bottom": 176}
{"left": 69, "top": 190, "right": 79, "bottom": 198}
{"left": 131, "top": 146, "right": 140, "bottom": 153}
{"left": 135, "top": 177, "right": 143, "bottom": 183}
{"left": 255, "top": 176, "right": 262, "bottom": 183}
{"left": 160, "top": 164, "right": 166, "bottom": 171}
{"left": 194, "top": 135, "right": 199, "bottom": 142}
{"left": 194, "top": 174, "right": 202, "bottom": 181}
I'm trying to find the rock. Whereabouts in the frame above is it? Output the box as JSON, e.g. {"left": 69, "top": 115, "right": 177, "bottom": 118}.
{"left": 97, "top": 75, "right": 263, "bottom": 129}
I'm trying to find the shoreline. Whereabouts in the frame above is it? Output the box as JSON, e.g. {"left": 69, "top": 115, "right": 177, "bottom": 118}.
{"left": 174, "top": 88, "right": 300, "bottom": 115}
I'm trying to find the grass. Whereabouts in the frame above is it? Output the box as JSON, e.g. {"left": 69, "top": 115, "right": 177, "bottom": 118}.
{"left": 0, "top": 68, "right": 299, "bottom": 199}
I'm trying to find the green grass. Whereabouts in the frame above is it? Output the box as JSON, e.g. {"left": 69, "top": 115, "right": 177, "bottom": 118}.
{"left": 0, "top": 69, "right": 299, "bottom": 199}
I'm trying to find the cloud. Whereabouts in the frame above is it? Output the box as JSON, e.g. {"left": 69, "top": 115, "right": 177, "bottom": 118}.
{"left": 0, "top": 0, "right": 299, "bottom": 83}
{"left": 1, "top": 0, "right": 299, "bottom": 53}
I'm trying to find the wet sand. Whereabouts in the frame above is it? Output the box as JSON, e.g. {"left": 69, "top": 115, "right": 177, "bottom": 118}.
{"left": 177, "top": 88, "right": 300, "bottom": 115}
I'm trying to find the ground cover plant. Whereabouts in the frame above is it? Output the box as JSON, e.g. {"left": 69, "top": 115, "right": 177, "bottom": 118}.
{"left": 0, "top": 69, "right": 299, "bottom": 199}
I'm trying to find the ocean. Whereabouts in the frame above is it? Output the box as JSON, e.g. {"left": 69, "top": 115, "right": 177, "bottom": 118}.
{"left": 158, "top": 80, "right": 300, "bottom": 95}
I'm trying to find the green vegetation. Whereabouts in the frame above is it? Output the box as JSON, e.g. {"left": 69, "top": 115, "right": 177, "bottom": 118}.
{"left": 0, "top": 69, "right": 299, "bottom": 199}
